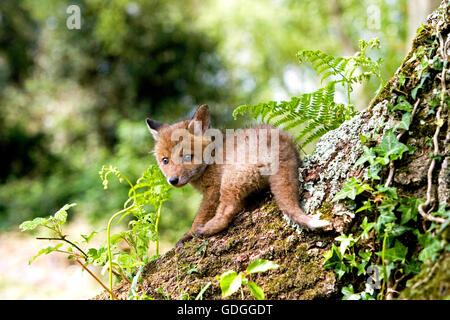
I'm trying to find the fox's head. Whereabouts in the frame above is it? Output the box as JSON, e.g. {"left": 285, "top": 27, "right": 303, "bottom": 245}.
{"left": 146, "top": 104, "right": 212, "bottom": 187}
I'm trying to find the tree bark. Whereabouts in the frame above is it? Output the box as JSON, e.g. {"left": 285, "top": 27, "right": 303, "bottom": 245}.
{"left": 94, "top": 1, "right": 449, "bottom": 300}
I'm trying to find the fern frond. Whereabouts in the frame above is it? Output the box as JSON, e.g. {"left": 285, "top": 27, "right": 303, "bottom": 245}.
{"left": 233, "top": 82, "right": 353, "bottom": 147}
{"left": 234, "top": 39, "right": 382, "bottom": 150}
{"left": 297, "top": 50, "right": 350, "bottom": 85}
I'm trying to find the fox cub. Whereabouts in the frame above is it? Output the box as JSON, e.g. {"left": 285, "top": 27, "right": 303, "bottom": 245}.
{"left": 146, "top": 104, "right": 330, "bottom": 247}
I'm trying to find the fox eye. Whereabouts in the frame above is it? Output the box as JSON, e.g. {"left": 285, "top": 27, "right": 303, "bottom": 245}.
{"left": 162, "top": 157, "right": 169, "bottom": 165}
{"left": 182, "top": 154, "right": 193, "bottom": 162}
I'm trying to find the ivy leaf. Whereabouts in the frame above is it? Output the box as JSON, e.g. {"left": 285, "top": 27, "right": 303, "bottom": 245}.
{"left": 360, "top": 217, "right": 375, "bottom": 239}
{"left": 248, "top": 282, "right": 265, "bottom": 300}
{"left": 375, "top": 208, "right": 397, "bottom": 233}
{"left": 404, "top": 258, "right": 421, "bottom": 275}
{"left": 397, "top": 74, "right": 406, "bottom": 86}
{"left": 377, "top": 240, "right": 408, "bottom": 263}
{"left": 388, "top": 224, "right": 413, "bottom": 238}
{"left": 389, "top": 96, "right": 412, "bottom": 112}
{"left": 355, "top": 200, "right": 373, "bottom": 214}
{"left": 373, "top": 130, "right": 409, "bottom": 161}
{"left": 335, "top": 234, "right": 356, "bottom": 255}
{"left": 367, "top": 164, "right": 382, "bottom": 180}
{"left": 396, "top": 112, "right": 411, "bottom": 131}
{"left": 354, "top": 146, "right": 376, "bottom": 167}
{"left": 218, "top": 271, "right": 243, "bottom": 297}
{"left": 414, "top": 230, "right": 443, "bottom": 264}
{"left": 323, "top": 244, "right": 348, "bottom": 279}
{"left": 246, "top": 259, "right": 279, "bottom": 274}
{"left": 398, "top": 197, "right": 424, "bottom": 225}
{"left": 359, "top": 134, "right": 370, "bottom": 145}
{"left": 332, "top": 177, "right": 373, "bottom": 202}
{"left": 432, "top": 204, "right": 450, "bottom": 234}
{"left": 374, "top": 185, "right": 399, "bottom": 200}
{"left": 342, "top": 285, "right": 360, "bottom": 300}
{"left": 411, "top": 72, "right": 430, "bottom": 100}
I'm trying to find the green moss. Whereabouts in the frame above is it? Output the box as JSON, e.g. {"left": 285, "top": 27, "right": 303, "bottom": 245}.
{"left": 399, "top": 253, "right": 450, "bottom": 299}
{"left": 316, "top": 201, "right": 334, "bottom": 220}
{"left": 294, "top": 244, "right": 309, "bottom": 262}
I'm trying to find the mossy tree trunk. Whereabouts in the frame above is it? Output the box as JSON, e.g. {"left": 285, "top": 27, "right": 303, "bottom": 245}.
{"left": 95, "top": 1, "right": 449, "bottom": 300}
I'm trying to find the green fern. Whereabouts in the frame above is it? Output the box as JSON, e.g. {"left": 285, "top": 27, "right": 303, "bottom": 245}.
{"left": 233, "top": 39, "right": 384, "bottom": 148}
{"left": 233, "top": 81, "right": 354, "bottom": 147}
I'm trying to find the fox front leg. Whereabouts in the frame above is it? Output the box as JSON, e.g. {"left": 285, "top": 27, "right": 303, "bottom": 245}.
{"left": 175, "top": 190, "right": 219, "bottom": 247}
{"left": 194, "top": 198, "right": 243, "bottom": 237}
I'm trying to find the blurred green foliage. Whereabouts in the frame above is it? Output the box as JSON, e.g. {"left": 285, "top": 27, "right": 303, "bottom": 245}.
{"left": 0, "top": 0, "right": 411, "bottom": 245}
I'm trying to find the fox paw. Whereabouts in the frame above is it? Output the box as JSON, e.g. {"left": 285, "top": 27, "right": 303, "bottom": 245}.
{"left": 175, "top": 233, "right": 193, "bottom": 248}
{"left": 194, "top": 224, "right": 208, "bottom": 237}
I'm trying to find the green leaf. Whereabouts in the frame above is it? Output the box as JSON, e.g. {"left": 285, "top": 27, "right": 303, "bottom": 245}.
{"left": 359, "top": 134, "right": 370, "bottom": 145}
{"left": 117, "top": 253, "right": 139, "bottom": 268}
{"left": 411, "top": 73, "right": 430, "bottom": 100}
{"left": 19, "top": 217, "right": 48, "bottom": 232}
{"left": 81, "top": 227, "right": 106, "bottom": 243}
{"left": 54, "top": 203, "right": 76, "bottom": 223}
{"left": 87, "top": 247, "right": 108, "bottom": 265}
{"left": 367, "top": 164, "right": 382, "bottom": 180}
{"left": 129, "top": 266, "right": 145, "bottom": 299}
{"left": 374, "top": 185, "right": 398, "bottom": 200}
{"left": 396, "top": 112, "right": 411, "bottom": 131}
{"left": 218, "top": 271, "right": 243, "bottom": 297}
{"left": 404, "top": 258, "right": 421, "bottom": 275}
{"left": 388, "top": 224, "right": 412, "bottom": 238}
{"left": 248, "top": 282, "right": 265, "bottom": 300}
{"left": 335, "top": 234, "right": 356, "bottom": 255}
{"left": 323, "top": 244, "right": 348, "bottom": 279}
{"left": 389, "top": 96, "right": 412, "bottom": 112}
{"left": 29, "top": 243, "right": 63, "bottom": 264}
{"left": 246, "top": 259, "right": 279, "bottom": 274}
{"left": 414, "top": 230, "right": 443, "bottom": 264}
{"left": 332, "top": 177, "right": 373, "bottom": 202}
{"left": 397, "top": 74, "right": 406, "bottom": 86}
{"left": 377, "top": 240, "right": 408, "bottom": 263}
{"left": 373, "top": 130, "right": 409, "bottom": 161}
{"left": 342, "top": 284, "right": 360, "bottom": 300}
{"left": 433, "top": 204, "right": 450, "bottom": 234}
{"left": 375, "top": 199, "right": 398, "bottom": 233}
{"left": 360, "top": 217, "right": 375, "bottom": 239}
{"left": 356, "top": 200, "right": 373, "bottom": 214}
{"left": 354, "top": 146, "right": 376, "bottom": 167}
{"left": 398, "top": 197, "right": 424, "bottom": 225}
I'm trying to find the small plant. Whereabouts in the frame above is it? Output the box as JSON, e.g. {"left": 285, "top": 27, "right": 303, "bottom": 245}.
{"left": 20, "top": 164, "right": 171, "bottom": 300}
{"left": 217, "top": 259, "right": 279, "bottom": 300}
{"left": 100, "top": 165, "right": 171, "bottom": 299}
{"left": 233, "top": 39, "right": 384, "bottom": 148}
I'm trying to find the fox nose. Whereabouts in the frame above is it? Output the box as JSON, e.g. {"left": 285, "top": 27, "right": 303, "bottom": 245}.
{"left": 168, "top": 177, "right": 179, "bottom": 186}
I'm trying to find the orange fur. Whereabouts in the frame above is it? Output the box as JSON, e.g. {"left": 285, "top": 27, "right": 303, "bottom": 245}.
{"left": 146, "top": 105, "right": 330, "bottom": 247}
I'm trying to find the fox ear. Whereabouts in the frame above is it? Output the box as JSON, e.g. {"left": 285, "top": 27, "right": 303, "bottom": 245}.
{"left": 188, "top": 104, "right": 210, "bottom": 135}
{"left": 146, "top": 118, "right": 164, "bottom": 140}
